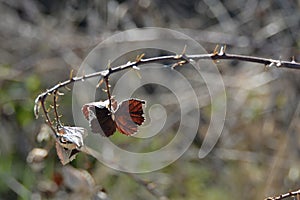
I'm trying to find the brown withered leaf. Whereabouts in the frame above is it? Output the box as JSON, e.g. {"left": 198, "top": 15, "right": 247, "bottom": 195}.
{"left": 82, "top": 98, "right": 145, "bottom": 137}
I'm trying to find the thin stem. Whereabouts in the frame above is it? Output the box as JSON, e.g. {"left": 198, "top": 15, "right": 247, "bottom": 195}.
{"left": 265, "top": 188, "right": 300, "bottom": 200}
{"left": 35, "top": 53, "right": 300, "bottom": 105}
{"left": 104, "top": 76, "right": 112, "bottom": 111}
{"left": 53, "top": 91, "right": 60, "bottom": 129}
{"left": 40, "top": 98, "right": 56, "bottom": 134}
{"left": 34, "top": 50, "right": 300, "bottom": 135}
{"left": 34, "top": 49, "right": 300, "bottom": 200}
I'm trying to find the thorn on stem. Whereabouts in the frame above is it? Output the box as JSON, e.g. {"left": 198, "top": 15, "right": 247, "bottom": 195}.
{"left": 174, "top": 45, "right": 187, "bottom": 59}
{"left": 267, "top": 62, "right": 275, "bottom": 68}
{"left": 171, "top": 60, "right": 187, "bottom": 69}
{"left": 96, "top": 78, "right": 104, "bottom": 88}
{"left": 181, "top": 45, "right": 187, "bottom": 56}
{"left": 213, "top": 45, "right": 219, "bottom": 55}
{"left": 291, "top": 56, "right": 296, "bottom": 63}
{"left": 133, "top": 66, "right": 142, "bottom": 79}
{"left": 106, "top": 60, "right": 111, "bottom": 70}
{"left": 69, "top": 69, "right": 74, "bottom": 80}
{"left": 132, "top": 65, "right": 140, "bottom": 70}
{"left": 136, "top": 53, "right": 145, "bottom": 62}
{"left": 218, "top": 45, "right": 226, "bottom": 56}
{"left": 64, "top": 85, "right": 71, "bottom": 91}
{"left": 57, "top": 91, "right": 64, "bottom": 96}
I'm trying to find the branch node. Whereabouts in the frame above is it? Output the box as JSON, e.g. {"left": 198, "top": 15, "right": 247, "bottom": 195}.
{"left": 100, "top": 70, "right": 109, "bottom": 77}
{"left": 276, "top": 61, "right": 282, "bottom": 67}
{"left": 174, "top": 45, "right": 187, "bottom": 59}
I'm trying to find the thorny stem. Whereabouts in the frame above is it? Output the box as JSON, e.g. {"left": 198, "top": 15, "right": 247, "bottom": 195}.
{"left": 34, "top": 50, "right": 300, "bottom": 136}
{"left": 34, "top": 51, "right": 300, "bottom": 119}
{"left": 40, "top": 97, "right": 56, "bottom": 134}
{"left": 53, "top": 91, "right": 60, "bottom": 129}
{"left": 265, "top": 188, "right": 300, "bottom": 200}
{"left": 34, "top": 48, "right": 300, "bottom": 200}
{"left": 34, "top": 52, "right": 300, "bottom": 107}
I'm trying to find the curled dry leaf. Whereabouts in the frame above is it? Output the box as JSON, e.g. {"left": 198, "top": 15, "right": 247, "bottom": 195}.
{"left": 82, "top": 98, "right": 145, "bottom": 137}
{"left": 55, "top": 143, "right": 79, "bottom": 165}
{"left": 56, "top": 126, "right": 87, "bottom": 149}
{"left": 55, "top": 126, "right": 87, "bottom": 165}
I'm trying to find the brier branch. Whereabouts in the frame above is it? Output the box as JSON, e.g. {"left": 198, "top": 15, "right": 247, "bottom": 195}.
{"left": 34, "top": 45, "right": 300, "bottom": 127}
{"left": 265, "top": 188, "right": 300, "bottom": 200}
{"left": 33, "top": 45, "right": 300, "bottom": 142}
{"left": 33, "top": 45, "right": 300, "bottom": 200}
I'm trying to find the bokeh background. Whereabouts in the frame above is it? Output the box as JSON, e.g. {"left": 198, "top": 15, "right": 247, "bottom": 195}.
{"left": 1, "top": 0, "right": 300, "bottom": 199}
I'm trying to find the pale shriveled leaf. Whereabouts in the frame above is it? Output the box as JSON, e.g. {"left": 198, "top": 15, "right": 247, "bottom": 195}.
{"left": 55, "top": 143, "right": 79, "bottom": 165}
{"left": 55, "top": 126, "right": 87, "bottom": 165}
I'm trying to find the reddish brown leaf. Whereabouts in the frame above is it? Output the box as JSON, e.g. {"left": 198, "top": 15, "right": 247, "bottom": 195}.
{"left": 82, "top": 98, "right": 145, "bottom": 137}
{"left": 115, "top": 99, "right": 145, "bottom": 136}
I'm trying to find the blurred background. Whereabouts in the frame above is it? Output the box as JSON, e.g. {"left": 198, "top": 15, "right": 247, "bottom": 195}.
{"left": 0, "top": 0, "right": 300, "bottom": 199}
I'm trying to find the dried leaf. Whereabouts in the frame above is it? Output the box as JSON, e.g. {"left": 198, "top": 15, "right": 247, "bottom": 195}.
{"left": 82, "top": 98, "right": 146, "bottom": 137}
{"left": 56, "top": 143, "right": 79, "bottom": 165}
{"left": 56, "top": 126, "right": 87, "bottom": 149}
{"left": 55, "top": 126, "right": 87, "bottom": 165}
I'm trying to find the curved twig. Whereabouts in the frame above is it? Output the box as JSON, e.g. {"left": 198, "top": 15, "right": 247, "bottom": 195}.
{"left": 34, "top": 49, "right": 300, "bottom": 134}
{"left": 33, "top": 47, "right": 300, "bottom": 200}
{"left": 265, "top": 188, "right": 300, "bottom": 200}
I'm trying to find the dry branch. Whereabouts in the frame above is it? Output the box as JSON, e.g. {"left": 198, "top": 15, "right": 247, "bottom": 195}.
{"left": 265, "top": 188, "right": 300, "bottom": 200}
{"left": 34, "top": 48, "right": 300, "bottom": 126}
{"left": 33, "top": 47, "right": 300, "bottom": 200}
